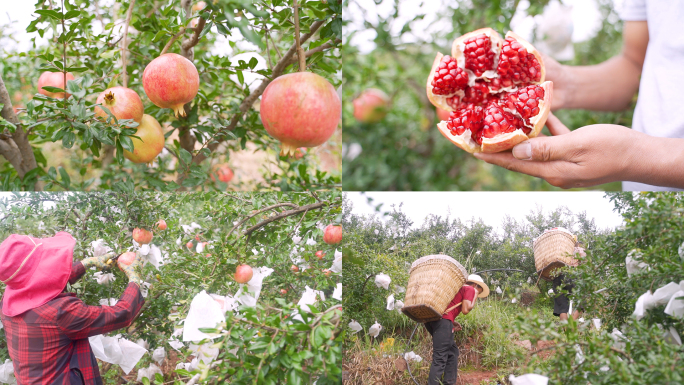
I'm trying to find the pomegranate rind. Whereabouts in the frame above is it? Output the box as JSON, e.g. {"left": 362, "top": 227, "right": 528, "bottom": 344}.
{"left": 504, "top": 31, "right": 546, "bottom": 84}
{"left": 426, "top": 53, "right": 463, "bottom": 112}
{"left": 480, "top": 130, "right": 529, "bottom": 153}
{"left": 451, "top": 28, "right": 503, "bottom": 83}
{"left": 436, "top": 121, "right": 481, "bottom": 154}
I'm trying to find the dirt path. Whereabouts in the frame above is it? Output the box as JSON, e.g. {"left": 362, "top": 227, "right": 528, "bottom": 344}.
{"left": 457, "top": 370, "right": 498, "bottom": 385}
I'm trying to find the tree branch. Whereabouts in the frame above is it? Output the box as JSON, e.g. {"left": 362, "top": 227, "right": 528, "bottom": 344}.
{"left": 243, "top": 201, "right": 328, "bottom": 236}
{"left": 160, "top": 27, "right": 186, "bottom": 56}
{"left": 0, "top": 75, "right": 38, "bottom": 180}
{"left": 121, "top": 0, "right": 136, "bottom": 88}
{"left": 294, "top": 0, "right": 306, "bottom": 71}
{"left": 175, "top": 19, "right": 330, "bottom": 186}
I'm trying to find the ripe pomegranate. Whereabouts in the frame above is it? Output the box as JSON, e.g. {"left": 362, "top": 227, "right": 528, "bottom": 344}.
{"left": 323, "top": 225, "right": 343, "bottom": 245}
{"left": 192, "top": 1, "right": 206, "bottom": 12}
{"left": 426, "top": 28, "right": 552, "bottom": 153}
{"left": 280, "top": 289, "right": 288, "bottom": 294}
{"left": 155, "top": 219, "right": 167, "bottom": 230}
{"left": 323, "top": 269, "right": 332, "bottom": 277}
{"left": 142, "top": 53, "right": 199, "bottom": 117}
{"left": 315, "top": 250, "right": 326, "bottom": 260}
{"left": 186, "top": 241, "right": 193, "bottom": 249}
{"left": 37, "top": 72, "right": 75, "bottom": 98}
{"left": 132, "top": 228, "right": 153, "bottom": 244}
{"left": 94, "top": 87, "right": 144, "bottom": 123}
{"left": 234, "top": 264, "right": 253, "bottom": 284}
{"left": 123, "top": 114, "right": 165, "bottom": 163}
{"left": 260, "top": 72, "right": 341, "bottom": 156}
{"left": 290, "top": 265, "right": 299, "bottom": 273}
{"left": 211, "top": 164, "right": 234, "bottom": 183}
{"left": 294, "top": 148, "right": 307, "bottom": 159}
{"left": 117, "top": 251, "right": 137, "bottom": 271}
{"left": 195, "top": 235, "right": 201, "bottom": 241}
{"left": 352, "top": 88, "right": 390, "bottom": 123}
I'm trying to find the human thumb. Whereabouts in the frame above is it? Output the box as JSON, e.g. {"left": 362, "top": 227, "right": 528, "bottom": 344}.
{"left": 512, "top": 136, "right": 569, "bottom": 162}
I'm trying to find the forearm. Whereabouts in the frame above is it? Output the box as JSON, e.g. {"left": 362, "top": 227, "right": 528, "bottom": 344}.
{"left": 68, "top": 261, "right": 86, "bottom": 284}
{"left": 626, "top": 134, "right": 684, "bottom": 188}
{"left": 560, "top": 55, "right": 641, "bottom": 111}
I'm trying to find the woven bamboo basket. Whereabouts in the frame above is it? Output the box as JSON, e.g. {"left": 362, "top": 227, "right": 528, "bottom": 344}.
{"left": 401, "top": 255, "right": 467, "bottom": 323}
{"left": 533, "top": 229, "right": 578, "bottom": 282}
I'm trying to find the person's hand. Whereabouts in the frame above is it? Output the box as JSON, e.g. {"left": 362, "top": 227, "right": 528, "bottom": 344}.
{"left": 540, "top": 53, "right": 569, "bottom": 111}
{"left": 81, "top": 252, "right": 114, "bottom": 270}
{"left": 452, "top": 321, "right": 462, "bottom": 333}
{"left": 473, "top": 114, "right": 640, "bottom": 189}
{"left": 118, "top": 251, "right": 144, "bottom": 285}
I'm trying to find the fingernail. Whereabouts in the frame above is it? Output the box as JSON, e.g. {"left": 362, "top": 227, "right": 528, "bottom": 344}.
{"left": 512, "top": 142, "right": 532, "bottom": 160}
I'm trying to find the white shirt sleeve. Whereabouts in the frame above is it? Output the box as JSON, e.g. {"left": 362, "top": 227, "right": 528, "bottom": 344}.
{"left": 619, "top": 0, "right": 647, "bottom": 20}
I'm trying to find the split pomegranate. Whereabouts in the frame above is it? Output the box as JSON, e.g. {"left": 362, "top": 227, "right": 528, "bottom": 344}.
{"left": 94, "top": 87, "right": 144, "bottom": 123}
{"left": 142, "top": 53, "right": 199, "bottom": 118}
{"left": 117, "top": 251, "right": 137, "bottom": 271}
{"left": 132, "top": 228, "right": 153, "bottom": 244}
{"left": 260, "top": 72, "right": 341, "bottom": 156}
{"left": 352, "top": 88, "right": 390, "bottom": 123}
{"left": 37, "top": 72, "right": 75, "bottom": 98}
{"left": 426, "top": 28, "right": 552, "bottom": 153}
{"left": 323, "top": 225, "right": 343, "bottom": 245}
{"left": 123, "top": 114, "right": 165, "bottom": 163}
{"left": 234, "top": 264, "right": 253, "bottom": 284}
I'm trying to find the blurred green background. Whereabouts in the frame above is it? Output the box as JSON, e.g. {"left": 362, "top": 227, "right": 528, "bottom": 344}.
{"left": 342, "top": 0, "right": 634, "bottom": 191}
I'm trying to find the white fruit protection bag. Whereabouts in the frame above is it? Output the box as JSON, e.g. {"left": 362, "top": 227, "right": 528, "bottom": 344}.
{"left": 88, "top": 334, "right": 147, "bottom": 374}
{"left": 0, "top": 360, "right": 16, "bottom": 385}
{"left": 182, "top": 290, "right": 225, "bottom": 342}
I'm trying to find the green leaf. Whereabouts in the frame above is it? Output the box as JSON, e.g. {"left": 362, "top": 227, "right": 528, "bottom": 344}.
{"left": 100, "top": 50, "right": 118, "bottom": 59}
{"left": 63, "top": 10, "right": 80, "bottom": 19}
{"left": 179, "top": 148, "right": 192, "bottom": 166}
{"left": 35, "top": 10, "right": 63, "bottom": 21}
{"left": 236, "top": 70, "right": 244, "bottom": 84}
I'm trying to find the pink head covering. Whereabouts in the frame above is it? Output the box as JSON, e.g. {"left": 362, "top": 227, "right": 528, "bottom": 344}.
{"left": 0, "top": 232, "right": 76, "bottom": 317}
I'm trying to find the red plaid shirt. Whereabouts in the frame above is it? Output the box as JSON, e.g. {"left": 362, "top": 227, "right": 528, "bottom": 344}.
{"left": 0, "top": 262, "right": 144, "bottom": 385}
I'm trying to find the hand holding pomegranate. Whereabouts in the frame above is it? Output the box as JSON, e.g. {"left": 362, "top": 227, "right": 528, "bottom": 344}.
{"left": 117, "top": 251, "right": 144, "bottom": 284}
{"left": 81, "top": 252, "right": 115, "bottom": 270}
{"left": 474, "top": 114, "right": 684, "bottom": 189}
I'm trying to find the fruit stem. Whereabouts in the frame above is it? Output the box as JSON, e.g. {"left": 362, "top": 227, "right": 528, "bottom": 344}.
{"left": 293, "top": 0, "right": 306, "bottom": 72}
{"left": 122, "top": 0, "right": 137, "bottom": 88}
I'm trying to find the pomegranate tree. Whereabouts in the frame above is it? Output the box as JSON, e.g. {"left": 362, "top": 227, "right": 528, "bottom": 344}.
{"left": 37, "top": 72, "right": 75, "bottom": 98}
{"left": 132, "top": 228, "right": 153, "bottom": 244}
{"left": 426, "top": 28, "right": 553, "bottom": 153}
{"left": 94, "top": 87, "right": 144, "bottom": 123}
{"left": 116, "top": 251, "right": 137, "bottom": 271}
{"left": 142, "top": 53, "right": 199, "bottom": 118}
{"left": 259, "top": 72, "right": 341, "bottom": 156}
{"left": 323, "top": 225, "right": 343, "bottom": 245}
{"left": 234, "top": 264, "right": 253, "bottom": 284}
{"left": 123, "top": 114, "right": 165, "bottom": 163}
{"left": 352, "top": 88, "right": 390, "bottom": 123}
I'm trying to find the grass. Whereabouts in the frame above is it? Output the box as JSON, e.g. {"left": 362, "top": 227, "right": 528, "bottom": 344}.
{"left": 344, "top": 288, "right": 558, "bottom": 385}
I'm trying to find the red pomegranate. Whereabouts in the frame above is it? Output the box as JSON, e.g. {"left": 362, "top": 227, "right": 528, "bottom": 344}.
{"left": 234, "top": 264, "right": 253, "bottom": 284}
{"left": 123, "top": 114, "right": 165, "bottom": 163}
{"left": 323, "top": 225, "right": 342, "bottom": 245}
{"left": 186, "top": 241, "right": 193, "bottom": 249}
{"left": 117, "top": 251, "right": 137, "bottom": 271}
{"left": 211, "top": 164, "right": 234, "bottom": 183}
{"left": 260, "top": 72, "right": 341, "bottom": 156}
{"left": 294, "top": 148, "right": 307, "bottom": 159}
{"left": 94, "top": 87, "right": 144, "bottom": 123}
{"left": 280, "top": 289, "right": 288, "bottom": 294}
{"left": 37, "top": 72, "right": 75, "bottom": 98}
{"left": 155, "top": 219, "right": 167, "bottom": 230}
{"left": 426, "top": 28, "right": 552, "bottom": 153}
{"left": 290, "top": 264, "right": 299, "bottom": 273}
{"left": 142, "top": 53, "right": 199, "bottom": 117}
{"left": 353, "top": 88, "right": 390, "bottom": 123}
{"left": 323, "top": 269, "right": 331, "bottom": 277}
{"left": 132, "top": 228, "right": 153, "bottom": 244}
{"left": 315, "top": 250, "right": 326, "bottom": 260}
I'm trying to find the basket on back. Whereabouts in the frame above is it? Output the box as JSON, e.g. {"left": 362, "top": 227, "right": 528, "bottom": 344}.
{"left": 533, "top": 228, "right": 578, "bottom": 281}
{"left": 402, "top": 255, "right": 467, "bottom": 323}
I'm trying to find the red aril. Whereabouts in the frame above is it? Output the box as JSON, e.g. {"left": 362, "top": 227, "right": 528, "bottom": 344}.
{"left": 123, "top": 114, "right": 165, "bottom": 163}
{"left": 234, "top": 264, "right": 253, "bottom": 284}
{"left": 95, "top": 87, "right": 144, "bottom": 123}
{"left": 133, "top": 228, "right": 153, "bottom": 244}
{"left": 117, "top": 251, "right": 137, "bottom": 271}
{"left": 427, "top": 28, "right": 552, "bottom": 153}
{"left": 37, "top": 72, "right": 75, "bottom": 98}
{"left": 260, "top": 72, "right": 341, "bottom": 156}
{"left": 155, "top": 220, "right": 167, "bottom": 230}
{"left": 352, "top": 88, "right": 390, "bottom": 123}
{"left": 142, "top": 53, "right": 199, "bottom": 118}
{"left": 323, "top": 225, "right": 342, "bottom": 245}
